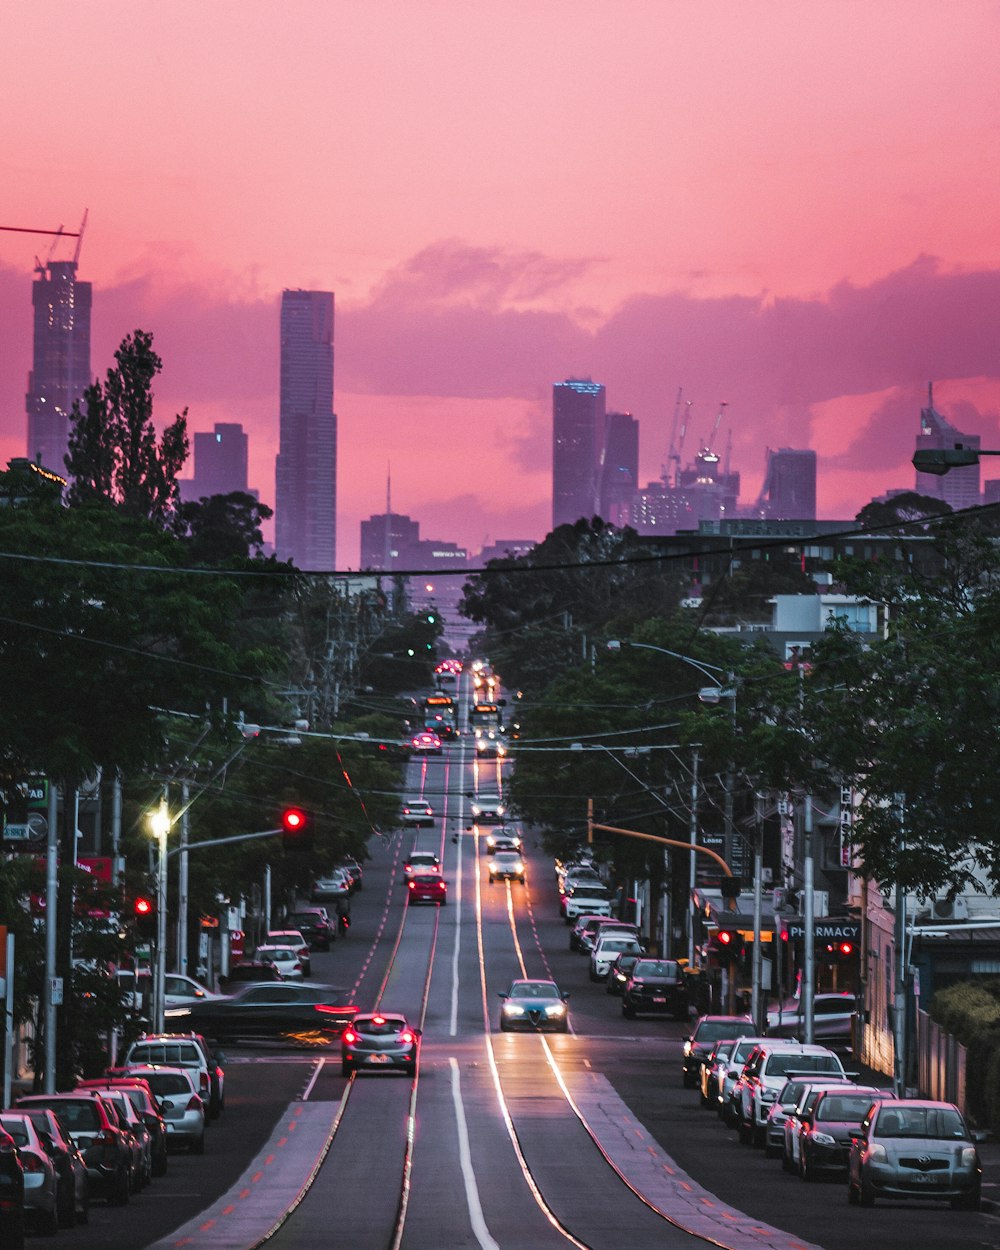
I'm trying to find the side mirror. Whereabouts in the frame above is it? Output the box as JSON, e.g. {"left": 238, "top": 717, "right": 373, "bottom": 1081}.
{"left": 562, "top": 993, "right": 571, "bottom": 1001}
{"left": 159, "top": 1100, "right": 174, "bottom": 1112}
{"left": 497, "top": 993, "right": 507, "bottom": 1000}
{"left": 413, "top": 1028, "right": 423, "bottom": 1038}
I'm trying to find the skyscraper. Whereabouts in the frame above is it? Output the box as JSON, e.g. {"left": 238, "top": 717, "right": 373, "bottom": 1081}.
{"left": 25, "top": 258, "right": 92, "bottom": 474}
{"left": 180, "top": 422, "right": 250, "bottom": 502}
{"left": 763, "top": 448, "right": 817, "bottom": 520}
{"left": 599, "top": 410, "right": 639, "bottom": 524}
{"left": 275, "top": 290, "right": 337, "bottom": 569}
{"left": 914, "top": 384, "right": 980, "bottom": 511}
{"left": 552, "top": 379, "right": 606, "bottom": 529}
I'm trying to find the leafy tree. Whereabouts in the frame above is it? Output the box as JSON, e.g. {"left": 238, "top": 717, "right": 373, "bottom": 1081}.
{"left": 174, "top": 491, "right": 273, "bottom": 563}
{"left": 855, "top": 490, "right": 952, "bottom": 531}
{"left": 65, "top": 329, "right": 188, "bottom": 525}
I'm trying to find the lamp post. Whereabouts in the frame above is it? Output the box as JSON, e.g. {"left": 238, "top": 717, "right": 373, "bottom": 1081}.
{"left": 912, "top": 447, "right": 1000, "bottom": 475}
{"left": 148, "top": 798, "right": 171, "bottom": 1034}
{"left": 606, "top": 640, "right": 737, "bottom": 969}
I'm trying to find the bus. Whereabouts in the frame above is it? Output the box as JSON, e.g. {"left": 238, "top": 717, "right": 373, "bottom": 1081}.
{"left": 422, "top": 693, "right": 457, "bottom": 739}
{"left": 470, "top": 702, "right": 504, "bottom": 737}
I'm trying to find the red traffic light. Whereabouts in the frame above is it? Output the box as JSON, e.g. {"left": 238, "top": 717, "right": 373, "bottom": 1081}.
{"left": 133, "top": 895, "right": 156, "bottom": 938}
{"left": 281, "top": 807, "right": 311, "bottom": 850}
{"left": 282, "top": 807, "right": 307, "bottom": 832}
{"left": 134, "top": 896, "right": 154, "bottom": 917}
{"left": 717, "top": 930, "right": 734, "bottom": 946}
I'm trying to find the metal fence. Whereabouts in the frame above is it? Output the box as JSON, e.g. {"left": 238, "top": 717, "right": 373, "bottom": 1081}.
{"left": 916, "top": 1008, "right": 967, "bottom": 1113}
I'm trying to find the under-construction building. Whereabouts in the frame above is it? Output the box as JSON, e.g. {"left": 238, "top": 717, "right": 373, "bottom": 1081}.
{"left": 914, "top": 384, "right": 980, "bottom": 511}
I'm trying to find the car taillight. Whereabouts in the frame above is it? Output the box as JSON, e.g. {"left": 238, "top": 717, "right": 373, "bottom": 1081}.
{"left": 408, "top": 881, "right": 415, "bottom": 889}
{"left": 399, "top": 1031, "right": 415, "bottom": 1044}
{"left": 21, "top": 1153, "right": 44, "bottom": 1173}
{"left": 199, "top": 1072, "right": 209, "bottom": 1091}
{"left": 100, "top": 1129, "right": 118, "bottom": 1144}
{"left": 315, "top": 1004, "right": 352, "bottom": 1016}
{"left": 438, "top": 881, "right": 446, "bottom": 890}
{"left": 187, "top": 1095, "right": 203, "bottom": 1112}
{"left": 342, "top": 1029, "right": 358, "bottom": 1044}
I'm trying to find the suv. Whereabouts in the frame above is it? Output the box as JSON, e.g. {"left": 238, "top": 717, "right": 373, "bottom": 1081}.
{"left": 16, "top": 1092, "right": 132, "bottom": 1206}
{"left": 682, "top": 1014, "right": 755, "bottom": 1088}
{"left": 123, "top": 1034, "right": 224, "bottom": 1119}
{"left": 590, "top": 934, "right": 644, "bottom": 981}
{"left": 735, "top": 1043, "right": 846, "bottom": 1147}
{"left": 621, "top": 958, "right": 688, "bottom": 1020}
{"left": 265, "top": 929, "right": 312, "bottom": 977}
{"left": 404, "top": 851, "right": 441, "bottom": 877}
{"left": 561, "top": 879, "right": 613, "bottom": 922}
{"left": 285, "top": 908, "right": 335, "bottom": 951}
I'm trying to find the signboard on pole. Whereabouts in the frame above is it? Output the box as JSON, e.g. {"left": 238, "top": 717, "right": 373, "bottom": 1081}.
{"left": 2, "top": 778, "right": 49, "bottom": 850}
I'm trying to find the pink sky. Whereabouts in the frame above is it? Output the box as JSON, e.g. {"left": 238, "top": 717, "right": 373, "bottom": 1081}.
{"left": 3, "top": 1, "right": 1000, "bottom": 565}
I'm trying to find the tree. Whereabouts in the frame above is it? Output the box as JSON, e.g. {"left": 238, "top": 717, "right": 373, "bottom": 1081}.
{"left": 855, "top": 491, "right": 952, "bottom": 532}
{"left": 175, "top": 491, "right": 273, "bottom": 563}
{"left": 65, "top": 329, "right": 188, "bottom": 525}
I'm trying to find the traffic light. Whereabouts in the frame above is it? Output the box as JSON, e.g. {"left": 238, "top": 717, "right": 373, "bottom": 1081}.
{"left": 426, "top": 613, "right": 436, "bottom": 624}
{"left": 281, "top": 806, "right": 311, "bottom": 851}
{"left": 133, "top": 895, "right": 157, "bottom": 940}
{"left": 709, "top": 928, "right": 745, "bottom": 963}
{"left": 824, "top": 939, "right": 856, "bottom": 964}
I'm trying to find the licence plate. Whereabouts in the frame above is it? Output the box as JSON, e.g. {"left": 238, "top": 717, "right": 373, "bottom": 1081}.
{"left": 653, "top": 996, "right": 666, "bottom": 1004}
{"left": 366, "top": 1054, "right": 390, "bottom": 1064}
{"left": 910, "top": 1173, "right": 937, "bottom": 1184}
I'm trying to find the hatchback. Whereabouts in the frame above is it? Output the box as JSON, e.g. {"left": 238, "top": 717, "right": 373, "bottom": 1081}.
{"left": 401, "top": 797, "right": 434, "bottom": 827}
{"left": 121, "top": 1065, "right": 206, "bottom": 1154}
{"left": 682, "top": 1014, "right": 755, "bottom": 1088}
{"left": 265, "top": 929, "right": 312, "bottom": 976}
{"left": 16, "top": 1106, "right": 89, "bottom": 1226}
{"left": 488, "top": 851, "right": 525, "bottom": 883}
{"left": 255, "top": 944, "right": 306, "bottom": 979}
{"left": 408, "top": 873, "right": 448, "bottom": 906}
{"left": 341, "top": 1013, "right": 421, "bottom": 1075}
{"left": 0, "top": 1113, "right": 58, "bottom": 1234}
{"left": 590, "top": 935, "right": 643, "bottom": 981}
{"left": 471, "top": 793, "right": 505, "bottom": 823}
{"left": 15, "top": 1092, "right": 132, "bottom": 1206}
{"left": 797, "top": 1085, "right": 892, "bottom": 1179}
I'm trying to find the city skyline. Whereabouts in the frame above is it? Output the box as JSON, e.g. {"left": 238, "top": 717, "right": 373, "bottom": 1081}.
{"left": 3, "top": 4, "right": 1000, "bottom": 565}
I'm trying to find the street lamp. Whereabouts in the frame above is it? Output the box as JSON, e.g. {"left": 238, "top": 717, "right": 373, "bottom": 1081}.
{"left": 912, "top": 446, "right": 1000, "bottom": 475}
{"left": 148, "top": 799, "right": 171, "bottom": 1033}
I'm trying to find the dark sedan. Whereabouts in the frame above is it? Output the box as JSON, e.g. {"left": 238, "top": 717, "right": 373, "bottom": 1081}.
{"left": 341, "top": 1013, "right": 421, "bottom": 1076}
{"left": 167, "top": 981, "right": 356, "bottom": 1045}
{"left": 621, "top": 958, "right": 689, "bottom": 1020}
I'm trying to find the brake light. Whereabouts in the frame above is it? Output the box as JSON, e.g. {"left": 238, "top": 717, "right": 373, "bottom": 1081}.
{"left": 315, "top": 1004, "right": 353, "bottom": 1016}
{"left": 374, "top": 1015, "right": 385, "bottom": 1025}
{"left": 408, "top": 881, "right": 415, "bottom": 889}
{"left": 399, "top": 1031, "right": 415, "bottom": 1044}
{"left": 199, "top": 1072, "right": 209, "bottom": 1091}
{"left": 342, "top": 1029, "right": 358, "bottom": 1044}
{"left": 438, "top": 881, "right": 446, "bottom": 890}
{"left": 186, "top": 1095, "right": 203, "bottom": 1112}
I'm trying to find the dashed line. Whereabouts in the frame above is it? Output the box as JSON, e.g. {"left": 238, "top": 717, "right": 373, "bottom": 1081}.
{"left": 252, "top": 1170, "right": 263, "bottom": 1184}
{"left": 222, "top": 1204, "right": 236, "bottom": 1216}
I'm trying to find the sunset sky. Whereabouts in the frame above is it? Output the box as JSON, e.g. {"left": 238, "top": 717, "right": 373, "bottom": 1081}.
{"left": 3, "top": 1, "right": 1000, "bottom": 566}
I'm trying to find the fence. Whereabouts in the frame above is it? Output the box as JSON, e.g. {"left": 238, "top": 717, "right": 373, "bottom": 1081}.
{"left": 916, "top": 1008, "right": 967, "bottom": 1113}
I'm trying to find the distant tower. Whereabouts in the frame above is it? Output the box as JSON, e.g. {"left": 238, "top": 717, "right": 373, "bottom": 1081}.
{"left": 599, "top": 411, "right": 639, "bottom": 524}
{"left": 274, "top": 290, "right": 337, "bottom": 569}
{"left": 180, "top": 423, "right": 250, "bottom": 502}
{"left": 914, "top": 383, "right": 980, "bottom": 510}
{"left": 552, "top": 379, "right": 606, "bottom": 529}
{"left": 25, "top": 255, "right": 92, "bottom": 474}
{"left": 763, "top": 448, "right": 817, "bottom": 520}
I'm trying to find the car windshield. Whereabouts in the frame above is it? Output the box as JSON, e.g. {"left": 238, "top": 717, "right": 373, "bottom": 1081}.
{"left": 512, "top": 983, "right": 558, "bottom": 999}
{"left": 31, "top": 1101, "right": 100, "bottom": 1132}
{"left": 600, "top": 939, "right": 638, "bottom": 952}
{"left": 0, "top": 1120, "right": 29, "bottom": 1147}
{"left": 877, "top": 1107, "right": 967, "bottom": 1139}
{"left": 355, "top": 1018, "right": 406, "bottom": 1036}
{"left": 697, "top": 1020, "right": 750, "bottom": 1043}
{"left": 818, "top": 1094, "right": 881, "bottom": 1121}
{"left": 130, "top": 1043, "right": 199, "bottom": 1066}
{"left": 768, "top": 1053, "right": 841, "bottom": 1077}
{"left": 633, "top": 960, "right": 680, "bottom": 978}
{"left": 143, "top": 1074, "right": 191, "bottom": 1097}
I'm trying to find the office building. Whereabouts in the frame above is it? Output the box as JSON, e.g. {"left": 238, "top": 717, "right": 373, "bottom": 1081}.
{"left": 552, "top": 379, "right": 606, "bottom": 529}
{"left": 599, "top": 411, "right": 639, "bottom": 525}
{"left": 762, "top": 448, "right": 817, "bottom": 520}
{"left": 914, "top": 384, "right": 980, "bottom": 511}
{"left": 179, "top": 423, "right": 251, "bottom": 502}
{"left": 360, "top": 512, "right": 421, "bottom": 570}
{"left": 275, "top": 290, "right": 337, "bottom": 569}
{"left": 25, "top": 259, "right": 92, "bottom": 474}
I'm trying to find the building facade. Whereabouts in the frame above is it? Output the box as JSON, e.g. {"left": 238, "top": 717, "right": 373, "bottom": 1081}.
{"left": 599, "top": 411, "right": 639, "bottom": 524}
{"left": 25, "top": 259, "right": 92, "bottom": 475}
{"left": 552, "top": 379, "right": 606, "bottom": 529}
{"left": 180, "top": 423, "right": 251, "bottom": 502}
{"left": 914, "top": 385, "right": 980, "bottom": 511}
{"left": 275, "top": 290, "right": 337, "bottom": 569}
{"left": 763, "top": 448, "right": 817, "bottom": 520}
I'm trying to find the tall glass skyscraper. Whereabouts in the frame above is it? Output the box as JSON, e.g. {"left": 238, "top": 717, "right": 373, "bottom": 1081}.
{"left": 25, "top": 259, "right": 92, "bottom": 474}
{"left": 275, "top": 290, "right": 337, "bottom": 569}
{"left": 552, "top": 379, "right": 606, "bottom": 529}
{"left": 915, "top": 384, "right": 980, "bottom": 511}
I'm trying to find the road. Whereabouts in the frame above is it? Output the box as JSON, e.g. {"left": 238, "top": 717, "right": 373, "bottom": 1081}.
{"left": 55, "top": 725, "right": 1000, "bottom": 1250}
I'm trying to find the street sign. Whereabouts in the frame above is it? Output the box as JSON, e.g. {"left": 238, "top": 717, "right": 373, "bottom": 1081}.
{"left": 50, "top": 976, "right": 63, "bottom": 1005}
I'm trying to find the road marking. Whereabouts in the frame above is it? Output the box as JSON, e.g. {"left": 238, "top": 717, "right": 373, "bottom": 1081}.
{"left": 450, "top": 738, "right": 466, "bottom": 1036}
{"left": 449, "top": 1056, "right": 500, "bottom": 1250}
{"left": 301, "top": 1057, "right": 325, "bottom": 1101}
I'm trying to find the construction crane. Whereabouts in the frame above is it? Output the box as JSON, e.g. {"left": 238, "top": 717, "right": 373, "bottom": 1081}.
{"left": 1, "top": 216, "right": 86, "bottom": 271}
{"left": 703, "top": 401, "right": 728, "bottom": 456}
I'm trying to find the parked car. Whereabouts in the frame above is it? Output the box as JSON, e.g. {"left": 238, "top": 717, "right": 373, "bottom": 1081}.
{"left": 219, "top": 960, "right": 283, "bottom": 989}
{"left": 0, "top": 1124, "right": 25, "bottom": 1249}
{"left": 76, "top": 1077, "right": 167, "bottom": 1178}
{"left": 95, "top": 1090, "right": 150, "bottom": 1191}
{"left": 621, "top": 958, "right": 688, "bottom": 1020}
{"left": 768, "top": 992, "right": 857, "bottom": 1049}
{"left": 120, "top": 1065, "right": 206, "bottom": 1154}
{"left": 15, "top": 1092, "right": 132, "bottom": 1206}
{"left": 847, "top": 1098, "right": 981, "bottom": 1209}
{"left": 16, "top": 1105, "right": 89, "bottom": 1226}
{"left": 264, "top": 929, "right": 312, "bottom": 976}
{"left": 715, "top": 1037, "right": 783, "bottom": 1122}
{"left": 606, "top": 952, "right": 642, "bottom": 996}
{"left": 408, "top": 873, "right": 448, "bottom": 905}
{"left": 255, "top": 944, "right": 306, "bottom": 979}
{"left": 488, "top": 851, "right": 525, "bottom": 884}
{"left": 341, "top": 1013, "right": 421, "bottom": 1075}
{"left": 760, "top": 1075, "right": 850, "bottom": 1160}
{"left": 734, "top": 1043, "right": 846, "bottom": 1147}
{"left": 122, "top": 1033, "right": 224, "bottom": 1119}
{"left": 285, "top": 908, "right": 335, "bottom": 951}
{"left": 401, "top": 797, "right": 434, "bottom": 827}
{"left": 168, "top": 981, "right": 356, "bottom": 1044}
{"left": 570, "top": 913, "right": 615, "bottom": 953}
{"left": 682, "top": 1014, "right": 754, "bottom": 1088}
{"left": 797, "top": 1085, "right": 893, "bottom": 1180}
{"left": 498, "top": 979, "right": 570, "bottom": 1033}
{"left": 558, "top": 868, "right": 603, "bottom": 898}
{"left": 577, "top": 919, "right": 640, "bottom": 955}
{"left": 590, "top": 934, "right": 644, "bottom": 982}
{"left": 338, "top": 856, "right": 364, "bottom": 891}
{"left": 561, "top": 879, "right": 614, "bottom": 922}
{"left": 0, "top": 1113, "right": 59, "bottom": 1234}
{"left": 311, "top": 869, "right": 353, "bottom": 902}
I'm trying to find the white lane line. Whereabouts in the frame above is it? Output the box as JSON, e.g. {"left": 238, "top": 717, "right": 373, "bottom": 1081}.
{"left": 450, "top": 1056, "right": 501, "bottom": 1250}
{"left": 301, "top": 1058, "right": 325, "bottom": 1101}
{"left": 450, "top": 734, "right": 468, "bottom": 1036}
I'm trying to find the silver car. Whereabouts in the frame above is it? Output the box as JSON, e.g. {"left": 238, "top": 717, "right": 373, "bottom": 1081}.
{"left": 848, "top": 1098, "right": 981, "bottom": 1209}
{"left": 124, "top": 1065, "right": 206, "bottom": 1154}
{"left": 0, "top": 1112, "right": 59, "bottom": 1234}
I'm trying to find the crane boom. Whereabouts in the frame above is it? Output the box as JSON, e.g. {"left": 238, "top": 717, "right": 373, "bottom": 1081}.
{"left": 0, "top": 225, "right": 80, "bottom": 238}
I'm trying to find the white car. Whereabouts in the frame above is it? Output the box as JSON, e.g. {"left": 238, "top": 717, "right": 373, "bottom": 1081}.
{"left": 471, "top": 793, "right": 505, "bottom": 823}
{"left": 265, "top": 929, "right": 311, "bottom": 976}
{"left": 125, "top": 1064, "right": 206, "bottom": 1154}
{"left": 561, "top": 879, "right": 613, "bottom": 922}
{"left": 735, "top": 1043, "right": 846, "bottom": 1147}
{"left": 401, "top": 797, "right": 434, "bottom": 827}
{"left": 254, "top": 945, "right": 306, "bottom": 979}
{"left": 488, "top": 851, "right": 525, "bottom": 883}
{"left": 589, "top": 934, "right": 643, "bottom": 981}
{"left": 0, "top": 1112, "right": 59, "bottom": 1233}
{"left": 311, "top": 869, "right": 353, "bottom": 901}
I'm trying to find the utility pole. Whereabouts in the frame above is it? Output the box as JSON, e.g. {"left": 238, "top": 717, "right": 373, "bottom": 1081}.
{"left": 687, "top": 749, "right": 700, "bottom": 966}
{"left": 751, "top": 793, "right": 765, "bottom": 1033}
{"left": 893, "top": 794, "right": 908, "bottom": 1097}
{"left": 177, "top": 780, "right": 190, "bottom": 976}
{"left": 802, "top": 793, "right": 815, "bottom": 1044}
{"left": 43, "top": 783, "right": 58, "bottom": 1093}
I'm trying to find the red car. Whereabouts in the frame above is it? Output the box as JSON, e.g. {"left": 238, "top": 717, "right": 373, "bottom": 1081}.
{"left": 408, "top": 874, "right": 448, "bottom": 906}
{"left": 410, "top": 731, "right": 442, "bottom": 755}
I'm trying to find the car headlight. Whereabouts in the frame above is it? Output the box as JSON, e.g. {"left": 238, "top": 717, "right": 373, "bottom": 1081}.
{"left": 811, "top": 1131, "right": 836, "bottom": 1146}
{"left": 503, "top": 1004, "right": 525, "bottom": 1016}
{"left": 960, "top": 1146, "right": 978, "bottom": 1167}
{"left": 471, "top": 805, "right": 481, "bottom": 815}
{"left": 868, "top": 1143, "right": 887, "bottom": 1163}
{"left": 546, "top": 1004, "right": 566, "bottom": 1017}
{"left": 683, "top": 1041, "right": 693, "bottom": 1057}
{"left": 497, "top": 806, "right": 506, "bottom": 815}
{"left": 486, "top": 836, "right": 496, "bottom": 847}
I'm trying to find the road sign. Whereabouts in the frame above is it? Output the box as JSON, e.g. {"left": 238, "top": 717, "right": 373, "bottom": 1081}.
{"left": 50, "top": 976, "right": 63, "bottom": 1005}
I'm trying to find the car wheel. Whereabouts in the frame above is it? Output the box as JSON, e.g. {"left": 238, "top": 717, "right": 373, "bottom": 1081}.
{"left": 499, "top": 1020, "right": 510, "bottom": 1032}
{"left": 341, "top": 1062, "right": 354, "bottom": 1076}
{"left": 58, "top": 1182, "right": 76, "bottom": 1228}
{"left": 847, "top": 1178, "right": 859, "bottom": 1205}
{"left": 799, "top": 1150, "right": 813, "bottom": 1181}
{"left": 737, "top": 1117, "right": 752, "bottom": 1145}
{"left": 859, "top": 1172, "right": 875, "bottom": 1207}
{"left": 110, "top": 1168, "right": 130, "bottom": 1206}
{"left": 622, "top": 1003, "right": 636, "bottom": 1019}
{"left": 699, "top": 1087, "right": 709, "bottom": 1107}
{"left": 682, "top": 1071, "right": 696, "bottom": 1089}
{"left": 440, "top": 898, "right": 447, "bottom": 906}
{"left": 77, "top": 1190, "right": 90, "bottom": 1225}
{"left": 751, "top": 1124, "right": 765, "bottom": 1149}
{"left": 40, "top": 1203, "right": 60, "bottom": 1235}
{"left": 764, "top": 1141, "right": 781, "bottom": 1160}
{"left": 153, "top": 1148, "right": 168, "bottom": 1177}
{"left": 951, "top": 1187, "right": 980, "bottom": 1211}
{"left": 781, "top": 1149, "right": 794, "bottom": 1173}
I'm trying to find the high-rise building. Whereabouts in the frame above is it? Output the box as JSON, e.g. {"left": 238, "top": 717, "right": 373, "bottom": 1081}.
{"left": 762, "top": 448, "right": 817, "bottom": 520}
{"left": 914, "top": 384, "right": 980, "bottom": 511}
{"left": 360, "top": 512, "right": 421, "bottom": 570}
{"left": 275, "top": 290, "right": 337, "bottom": 569}
{"left": 179, "top": 423, "right": 251, "bottom": 502}
{"left": 552, "top": 379, "right": 606, "bottom": 529}
{"left": 25, "top": 259, "right": 92, "bottom": 474}
{"left": 599, "top": 411, "right": 639, "bottom": 524}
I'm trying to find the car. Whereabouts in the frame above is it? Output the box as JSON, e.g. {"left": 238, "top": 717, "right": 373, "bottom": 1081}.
{"left": 252, "top": 944, "right": 306, "bottom": 979}
{"left": 561, "top": 879, "right": 613, "bottom": 922}
{"left": 475, "top": 731, "right": 507, "bottom": 758}
{"left": 218, "top": 959, "right": 283, "bottom": 989}
{"left": 341, "top": 1013, "right": 422, "bottom": 1075}
{"left": 408, "top": 873, "right": 448, "bottom": 905}
{"left": 559, "top": 867, "right": 603, "bottom": 898}
{"left": 122, "top": 1033, "right": 224, "bottom": 1119}
{"left": 700, "top": 1038, "right": 736, "bottom": 1110}
{"left": 590, "top": 934, "right": 644, "bottom": 982}
{"left": 771, "top": 1076, "right": 857, "bottom": 1164}
{"left": 621, "top": 958, "right": 689, "bottom": 1020}
{"left": 847, "top": 1098, "right": 981, "bottom": 1209}
{"left": 0, "top": 1125, "right": 24, "bottom": 1250}
{"left": 76, "top": 1077, "right": 168, "bottom": 1178}
{"left": 265, "top": 929, "right": 312, "bottom": 976}
{"left": 576, "top": 918, "right": 640, "bottom": 955}
{"left": 118, "top": 1065, "right": 206, "bottom": 1154}
{"left": 796, "top": 1085, "right": 893, "bottom": 1180}
{"left": 715, "top": 1037, "right": 784, "bottom": 1122}
{"left": 16, "top": 1105, "right": 90, "bottom": 1226}
{"left": 735, "top": 1043, "right": 846, "bottom": 1147}
{"left": 498, "top": 979, "right": 570, "bottom": 1032}
{"left": 285, "top": 908, "right": 335, "bottom": 951}
{"left": 311, "top": 868, "right": 353, "bottom": 902}
{"left": 404, "top": 851, "right": 441, "bottom": 876}
{"left": 401, "top": 797, "right": 434, "bottom": 827}
{"left": 93, "top": 1088, "right": 151, "bottom": 1191}
{"left": 118, "top": 968, "right": 221, "bottom": 1014}
{"left": 488, "top": 850, "right": 525, "bottom": 883}
{"left": 0, "top": 1113, "right": 59, "bottom": 1234}
{"left": 767, "top": 992, "right": 857, "bottom": 1049}
{"left": 167, "top": 980, "right": 356, "bottom": 1044}
{"left": 485, "top": 828, "right": 522, "bottom": 854}
{"left": 471, "top": 793, "right": 505, "bottom": 823}
{"left": 570, "top": 913, "right": 615, "bottom": 953}
{"left": 605, "top": 952, "right": 641, "bottom": 996}
{"left": 682, "top": 1014, "right": 755, "bottom": 1088}
{"left": 410, "top": 730, "right": 443, "bottom": 754}
{"left": 15, "top": 1092, "right": 133, "bottom": 1206}
{"left": 338, "top": 856, "right": 364, "bottom": 891}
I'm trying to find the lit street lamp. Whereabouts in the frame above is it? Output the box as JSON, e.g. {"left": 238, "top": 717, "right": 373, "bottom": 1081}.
{"left": 148, "top": 799, "right": 171, "bottom": 1033}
